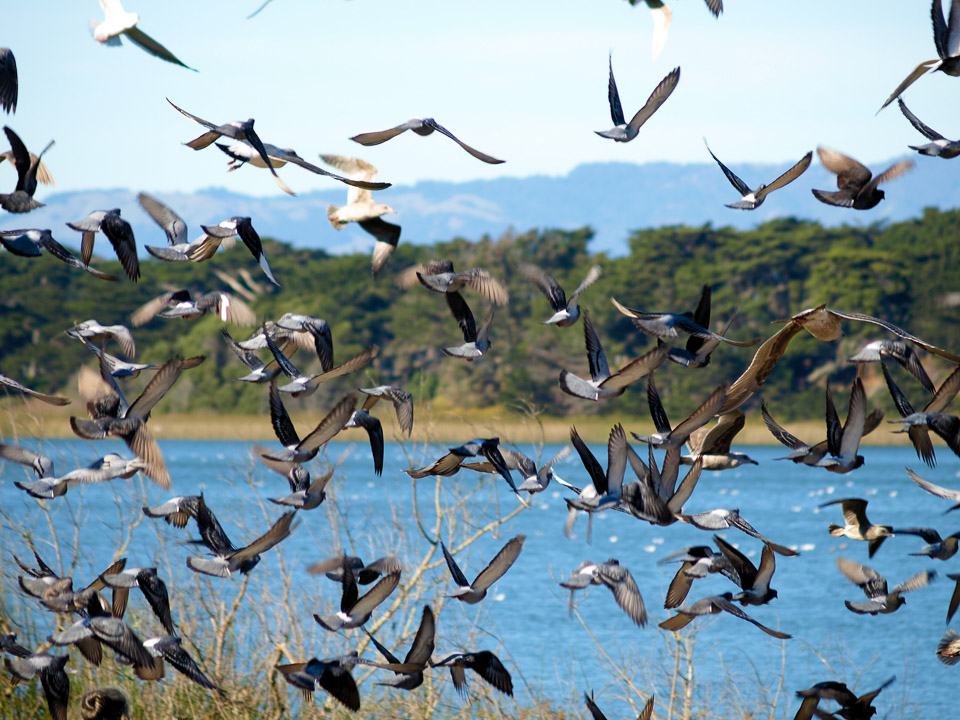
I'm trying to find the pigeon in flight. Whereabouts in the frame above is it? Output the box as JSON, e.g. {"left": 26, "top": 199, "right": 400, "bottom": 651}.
{"left": 595, "top": 57, "right": 680, "bottom": 142}
{"left": 705, "top": 140, "right": 811, "bottom": 210}
{"left": 351, "top": 117, "right": 504, "bottom": 164}
{"left": 0, "top": 126, "right": 53, "bottom": 214}
{"left": 811, "top": 147, "right": 913, "bottom": 210}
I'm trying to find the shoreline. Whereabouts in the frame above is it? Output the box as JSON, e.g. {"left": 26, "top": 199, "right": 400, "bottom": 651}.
{"left": 1, "top": 402, "right": 914, "bottom": 446}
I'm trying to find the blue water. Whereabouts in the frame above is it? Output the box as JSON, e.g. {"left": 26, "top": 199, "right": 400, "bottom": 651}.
{"left": 2, "top": 437, "right": 958, "bottom": 717}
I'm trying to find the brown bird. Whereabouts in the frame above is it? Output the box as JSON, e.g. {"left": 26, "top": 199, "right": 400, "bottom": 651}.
{"left": 812, "top": 147, "right": 913, "bottom": 210}
{"left": 0, "top": 126, "right": 53, "bottom": 213}
{"left": 820, "top": 498, "right": 894, "bottom": 557}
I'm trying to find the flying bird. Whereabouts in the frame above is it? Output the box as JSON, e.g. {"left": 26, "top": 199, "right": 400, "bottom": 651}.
{"left": 595, "top": 57, "right": 680, "bottom": 142}
{"left": 0, "top": 126, "right": 53, "bottom": 213}
{"left": 277, "top": 655, "right": 360, "bottom": 711}
{"left": 881, "top": 363, "right": 960, "bottom": 467}
{"left": 441, "top": 298, "right": 494, "bottom": 362}
{"left": 898, "top": 97, "right": 960, "bottom": 157}
{"left": 559, "top": 310, "right": 667, "bottom": 401}
{"left": 937, "top": 629, "right": 960, "bottom": 666}
{"left": 811, "top": 147, "right": 913, "bottom": 210}
{"left": 66, "top": 320, "right": 136, "bottom": 359}
{"left": 893, "top": 527, "right": 960, "bottom": 560}
{"left": 906, "top": 466, "right": 960, "bottom": 512}
{"left": 193, "top": 217, "right": 280, "bottom": 286}
{"left": 313, "top": 557, "right": 401, "bottom": 631}
{"left": 878, "top": 0, "right": 960, "bottom": 111}
{"left": 215, "top": 139, "right": 392, "bottom": 190}
{"left": 361, "top": 605, "right": 435, "bottom": 691}
{"left": 258, "top": 386, "right": 355, "bottom": 464}
{"left": 713, "top": 535, "right": 779, "bottom": 606}
{"left": 519, "top": 263, "right": 602, "bottom": 327}
{"left": 815, "top": 379, "right": 873, "bottom": 474}
{"left": 835, "top": 556, "right": 934, "bottom": 615}
{"left": 611, "top": 295, "right": 758, "bottom": 347}
{"left": 659, "top": 593, "right": 791, "bottom": 638}
{"left": 322, "top": 154, "right": 394, "bottom": 232}
{"left": 849, "top": 339, "right": 934, "bottom": 393}
{"left": 66, "top": 208, "right": 139, "bottom": 281}
{"left": 431, "top": 650, "right": 513, "bottom": 697}
{"left": 186, "top": 502, "right": 298, "bottom": 578}
{"left": 658, "top": 544, "right": 737, "bottom": 609}
{"left": 705, "top": 141, "right": 811, "bottom": 210}
{"left": 820, "top": 498, "right": 894, "bottom": 557}
{"left": 138, "top": 635, "right": 220, "bottom": 691}
{"left": 398, "top": 258, "right": 510, "bottom": 305}
{"left": 130, "top": 289, "right": 257, "bottom": 327}
{"left": 90, "top": 0, "right": 194, "bottom": 69}
{"left": 351, "top": 117, "right": 504, "bottom": 164}
{"left": 358, "top": 385, "right": 413, "bottom": 436}
{"left": 406, "top": 438, "right": 519, "bottom": 495}
{"left": 631, "top": 375, "right": 728, "bottom": 449}
{"left": 0, "top": 228, "right": 117, "bottom": 281}
{"left": 675, "top": 507, "right": 798, "bottom": 556}
{"left": 168, "top": 99, "right": 293, "bottom": 195}
{"left": 0, "top": 48, "right": 16, "bottom": 113}
{"left": 440, "top": 534, "right": 525, "bottom": 604}
{"left": 681, "top": 410, "right": 758, "bottom": 470}
{"left": 560, "top": 559, "right": 647, "bottom": 627}
{"left": 3, "top": 652, "right": 70, "bottom": 720}
{"left": 100, "top": 567, "right": 175, "bottom": 634}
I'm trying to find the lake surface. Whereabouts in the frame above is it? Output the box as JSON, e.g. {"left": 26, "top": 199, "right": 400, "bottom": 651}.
{"left": 2, "top": 436, "right": 958, "bottom": 717}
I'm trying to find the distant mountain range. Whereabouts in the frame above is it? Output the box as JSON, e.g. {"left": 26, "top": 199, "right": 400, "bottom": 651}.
{"left": 10, "top": 156, "right": 959, "bottom": 256}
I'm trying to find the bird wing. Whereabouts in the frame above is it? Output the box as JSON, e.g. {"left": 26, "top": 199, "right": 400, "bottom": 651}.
{"left": 441, "top": 541, "right": 472, "bottom": 588}
{"left": 155, "top": 636, "right": 219, "bottom": 690}
{"left": 756, "top": 150, "right": 813, "bottom": 199}
{"left": 598, "top": 563, "right": 647, "bottom": 627}
{"left": 713, "top": 535, "right": 757, "bottom": 589}
{"left": 123, "top": 27, "right": 193, "bottom": 69}
{"left": 349, "top": 570, "right": 401, "bottom": 617}
{"left": 605, "top": 55, "right": 626, "bottom": 126}
{"left": 838, "top": 379, "right": 867, "bottom": 463}
{"left": 705, "top": 140, "right": 751, "bottom": 196}
{"left": 296, "top": 392, "right": 357, "bottom": 453}
{"left": 422, "top": 118, "right": 504, "bottom": 164}
{"left": 471, "top": 535, "right": 525, "bottom": 592}
{"left": 714, "top": 595, "right": 791, "bottom": 638}
{"left": 868, "top": 160, "right": 914, "bottom": 189}
{"left": 897, "top": 98, "right": 945, "bottom": 141}
{"left": 906, "top": 466, "right": 960, "bottom": 502}
{"left": 892, "top": 569, "right": 934, "bottom": 595}
{"left": 349, "top": 120, "right": 419, "bottom": 146}
{"left": 626, "top": 66, "right": 680, "bottom": 133}
{"left": 126, "top": 354, "right": 186, "bottom": 418}
{"left": 827, "top": 308, "right": 960, "bottom": 364}
{"left": 0, "top": 48, "right": 17, "bottom": 113}
{"left": 928, "top": 365, "right": 960, "bottom": 413}
{"left": 817, "top": 147, "right": 872, "bottom": 189}
{"left": 946, "top": 0, "right": 960, "bottom": 58}
{"left": 605, "top": 346, "right": 669, "bottom": 397}
{"left": 230, "top": 511, "right": 297, "bottom": 566}
{"left": 571, "top": 425, "right": 607, "bottom": 491}
{"left": 446, "top": 291, "right": 478, "bottom": 344}
{"left": 582, "top": 310, "right": 611, "bottom": 382}
{"left": 668, "top": 384, "right": 728, "bottom": 444}
{"left": 0, "top": 443, "right": 55, "bottom": 478}
{"left": 836, "top": 556, "right": 887, "bottom": 597}
{"left": 519, "top": 263, "right": 566, "bottom": 312}
{"left": 697, "top": 410, "right": 746, "bottom": 455}
{"left": 352, "top": 411, "right": 384, "bottom": 475}
{"left": 584, "top": 691, "right": 610, "bottom": 720}
{"left": 878, "top": 59, "right": 943, "bottom": 112}
{"left": 138, "top": 192, "right": 187, "bottom": 246}
{"left": 403, "top": 606, "right": 436, "bottom": 667}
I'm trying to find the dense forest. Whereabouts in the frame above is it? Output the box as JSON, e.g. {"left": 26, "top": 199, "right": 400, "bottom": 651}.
{"left": 2, "top": 208, "right": 959, "bottom": 423}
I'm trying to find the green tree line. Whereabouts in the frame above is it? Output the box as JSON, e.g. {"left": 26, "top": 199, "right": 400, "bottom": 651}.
{"left": 1, "top": 208, "right": 958, "bottom": 422}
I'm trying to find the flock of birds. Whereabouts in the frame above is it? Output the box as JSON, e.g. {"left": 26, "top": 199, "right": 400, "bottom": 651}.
{"left": 3, "top": 2, "right": 960, "bottom": 720}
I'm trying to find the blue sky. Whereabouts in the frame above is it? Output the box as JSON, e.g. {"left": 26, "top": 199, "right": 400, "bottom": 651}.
{"left": 4, "top": 1, "right": 959, "bottom": 198}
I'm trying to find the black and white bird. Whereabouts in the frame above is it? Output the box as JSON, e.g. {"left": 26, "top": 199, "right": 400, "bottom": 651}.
{"left": 258, "top": 385, "right": 355, "bottom": 464}
{"left": 519, "top": 263, "right": 601, "bottom": 327}
{"left": 850, "top": 339, "right": 934, "bottom": 393}
{"left": 3, "top": 652, "right": 70, "bottom": 720}
{"left": 631, "top": 375, "right": 728, "bottom": 450}
{"left": 440, "top": 534, "right": 525, "bottom": 604}
{"left": 361, "top": 605, "right": 435, "bottom": 691}
{"left": 705, "top": 141, "right": 811, "bottom": 210}
{"left": 186, "top": 500, "right": 298, "bottom": 578}
{"left": 405, "top": 438, "right": 518, "bottom": 495}
{"left": 878, "top": 0, "right": 960, "bottom": 111}
{"left": 66, "top": 320, "right": 136, "bottom": 359}
{"left": 559, "top": 310, "right": 667, "bottom": 401}
{"left": 313, "top": 557, "right": 401, "bottom": 631}
{"left": 898, "top": 97, "right": 960, "bottom": 158}
{"left": 882, "top": 364, "right": 960, "bottom": 467}
{"left": 66, "top": 207, "right": 139, "bottom": 281}
{"left": 0, "top": 228, "right": 117, "bottom": 280}
{"left": 168, "top": 98, "right": 293, "bottom": 194}
{"left": 140, "top": 635, "right": 220, "bottom": 691}
{"left": 277, "top": 655, "right": 360, "bottom": 711}
{"left": 100, "top": 567, "right": 175, "bottom": 634}
{"left": 431, "top": 650, "right": 513, "bottom": 697}
{"left": 595, "top": 57, "right": 680, "bottom": 143}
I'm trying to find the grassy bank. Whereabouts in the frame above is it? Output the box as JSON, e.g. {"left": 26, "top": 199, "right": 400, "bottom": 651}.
{"left": 1, "top": 400, "right": 914, "bottom": 446}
